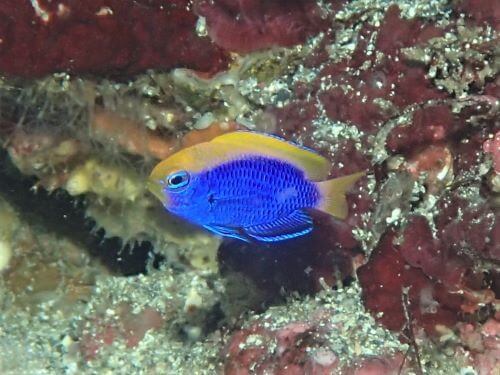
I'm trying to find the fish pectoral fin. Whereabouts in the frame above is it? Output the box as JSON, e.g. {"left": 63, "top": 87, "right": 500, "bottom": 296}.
{"left": 203, "top": 224, "right": 250, "bottom": 242}
{"left": 243, "top": 210, "right": 313, "bottom": 242}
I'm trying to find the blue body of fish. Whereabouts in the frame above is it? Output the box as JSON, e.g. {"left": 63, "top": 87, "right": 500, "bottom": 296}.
{"left": 148, "top": 131, "right": 364, "bottom": 243}
{"left": 166, "top": 156, "right": 319, "bottom": 242}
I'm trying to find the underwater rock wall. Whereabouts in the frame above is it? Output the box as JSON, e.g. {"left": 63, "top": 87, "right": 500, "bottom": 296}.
{"left": 0, "top": 0, "right": 498, "bottom": 373}
{"left": 0, "top": 0, "right": 229, "bottom": 77}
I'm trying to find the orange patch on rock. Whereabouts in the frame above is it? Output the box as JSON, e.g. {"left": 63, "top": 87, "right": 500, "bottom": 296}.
{"left": 91, "top": 109, "right": 178, "bottom": 160}
{"left": 406, "top": 143, "right": 453, "bottom": 193}
{"left": 91, "top": 109, "right": 241, "bottom": 160}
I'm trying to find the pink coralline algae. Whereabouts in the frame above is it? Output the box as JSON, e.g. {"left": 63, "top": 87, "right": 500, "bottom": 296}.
{"left": 458, "top": 318, "right": 500, "bottom": 373}
{"left": 386, "top": 105, "right": 457, "bottom": 154}
{"left": 221, "top": 4, "right": 498, "bottom": 340}
{"left": 357, "top": 226, "right": 462, "bottom": 334}
{"left": 358, "top": 192, "right": 499, "bottom": 336}
{"left": 79, "top": 304, "right": 164, "bottom": 360}
{"left": 436, "top": 192, "right": 500, "bottom": 265}
{"left": 223, "top": 321, "right": 340, "bottom": 374}
{"left": 265, "top": 4, "right": 448, "bottom": 150}
{"left": 314, "top": 6, "right": 445, "bottom": 134}
{"left": 286, "top": 3, "right": 499, "bottom": 341}
{"left": 454, "top": 0, "right": 500, "bottom": 29}
{"left": 194, "top": 0, "right": 332, "bottom": 54}
{"left": 405, "top": 144, "right": 454, "bottom": 193}
{"left": 223, "top": 308, "right": 409, "bottom": 375}
{"left": 0, "top": 0, "right": 229, "bottom": 77}
{"left": 483, "top": 131, "right": 500, "bottom": 174}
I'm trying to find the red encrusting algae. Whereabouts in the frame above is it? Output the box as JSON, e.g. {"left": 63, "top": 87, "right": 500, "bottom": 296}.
{"left": 0, "top": 0, "right": 229, "bottom": 77}
{"left": 194, "top": 0, "right": 332, "bottom": 54}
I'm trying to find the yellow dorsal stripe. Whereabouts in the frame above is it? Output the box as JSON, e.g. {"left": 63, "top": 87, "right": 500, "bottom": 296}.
{"left": 148, "top": 132, "right": 332, "bottom": 197}
{"left": 210, "top": 132, "right": 330, "bottom": 181}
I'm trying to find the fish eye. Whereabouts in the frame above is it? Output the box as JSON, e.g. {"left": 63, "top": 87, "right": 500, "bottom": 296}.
{"left": 167, "top": 170, "right": 190, "bottom": 190}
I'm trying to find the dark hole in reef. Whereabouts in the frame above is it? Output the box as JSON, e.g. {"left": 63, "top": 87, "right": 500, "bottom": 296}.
{"left": 218, "top": 212, "right": 361, "bottom": 312}
{"left": 0, "top": 148, "right": 164, "bottom": 276}
{"left": 484, "top": 270, "right": 500, "bottom": 299}
{"left": 460, "top": 303, "right": 496, "bottom": 325}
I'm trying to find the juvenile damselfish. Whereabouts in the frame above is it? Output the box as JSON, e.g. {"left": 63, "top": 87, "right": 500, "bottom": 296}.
{"left": 148, "top": 132, "right": 364, "bottom": 242}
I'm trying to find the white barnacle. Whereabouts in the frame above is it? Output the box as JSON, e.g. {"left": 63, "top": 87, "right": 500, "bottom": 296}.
{"left": 0, "top": 240, "right": 12, "bottom": 271}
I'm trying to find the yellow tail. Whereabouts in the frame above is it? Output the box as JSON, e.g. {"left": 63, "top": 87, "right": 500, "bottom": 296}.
{"left": 316, "top": 172, "right": 365, "bottom": 219}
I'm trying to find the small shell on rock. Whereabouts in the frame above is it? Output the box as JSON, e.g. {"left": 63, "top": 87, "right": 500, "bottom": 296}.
{"left": 0, "top": 240, "right": 12, "bottom": 271}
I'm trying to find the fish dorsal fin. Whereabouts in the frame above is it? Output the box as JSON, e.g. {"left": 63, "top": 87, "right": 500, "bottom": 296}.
{"left": 210, "top": 131, "right": 330, "bottom": 181}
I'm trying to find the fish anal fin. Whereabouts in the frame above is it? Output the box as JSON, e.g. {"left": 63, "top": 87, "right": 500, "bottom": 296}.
{"left": 316, "top": 172, "right": 365, "bottom": 219}
{"left": 210, "top": 131, "right": 330, "bottom": 181}
{"left": 244, "top": 210, "right": 313, "bottom": 242}
{"left": 203, "top": 224, "right": 250, "bottom": 242}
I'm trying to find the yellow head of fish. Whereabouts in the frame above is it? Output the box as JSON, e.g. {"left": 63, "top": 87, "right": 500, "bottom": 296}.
{"left": 147, "top": 141, "right": 234, "bottom": 206}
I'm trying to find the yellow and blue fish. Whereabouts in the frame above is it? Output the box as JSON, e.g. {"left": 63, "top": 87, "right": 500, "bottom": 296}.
{"left": 148, "top": 131, "right": 364, "bottom": 242}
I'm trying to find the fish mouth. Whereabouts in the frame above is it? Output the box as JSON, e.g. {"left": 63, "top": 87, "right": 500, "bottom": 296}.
{"left": 147, "top": 178, "right": 170, "bottom": 206}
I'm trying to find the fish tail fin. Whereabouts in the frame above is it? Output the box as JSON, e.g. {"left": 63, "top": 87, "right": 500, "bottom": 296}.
{"left": 316, "top": 172, "right": 365, "bottom": 219}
